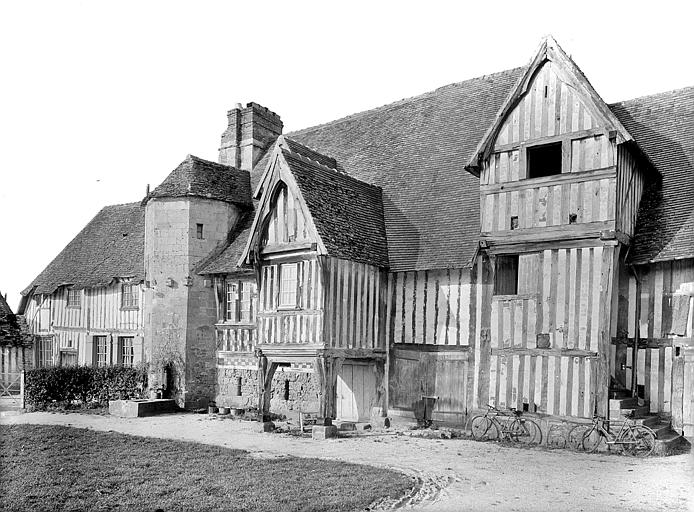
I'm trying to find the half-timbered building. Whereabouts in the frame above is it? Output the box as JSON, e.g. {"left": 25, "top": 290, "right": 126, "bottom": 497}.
{"left": 19, "top": 37, "right": 694, "bottom": 440}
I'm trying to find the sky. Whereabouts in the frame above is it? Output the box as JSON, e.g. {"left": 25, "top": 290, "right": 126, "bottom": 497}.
{"left": 1, "top": 0, "right": 692, "bottom": 310}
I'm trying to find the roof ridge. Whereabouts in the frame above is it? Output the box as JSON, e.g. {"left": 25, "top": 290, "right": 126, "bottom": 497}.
{"left": 288, "top": 67, "right": 526, "bottom": 137}
{"left": 281, "top": 149, "right": 382, "bottom": 192}
{"left": 609, "top": 85, "right": 694, "bottom": 107}
{"left": 187, "top": 153, "right": 236, "bottom": 169}
{"left": 102, "top": 201, "right": 143, "bottom": 209}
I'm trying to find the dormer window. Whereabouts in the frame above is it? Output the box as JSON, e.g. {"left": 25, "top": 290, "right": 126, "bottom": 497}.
{"left": 67, "top": 288, "right": 81, "bottom": 308}
{"left": 527, "top": 142, "right": 562, "bottom": 179}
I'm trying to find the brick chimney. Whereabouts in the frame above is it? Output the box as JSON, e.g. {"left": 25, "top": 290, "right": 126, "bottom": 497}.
{"left": 219, "top": 102, "right": 283, "bottom": 171}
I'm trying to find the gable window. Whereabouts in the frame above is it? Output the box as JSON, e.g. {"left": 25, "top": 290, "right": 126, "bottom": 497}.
{"left": 196, "top": 223, "right": 204, "bottom": 239}
{"left": 94, "top": 336, "right": 108, "bottom": 367}
{"left": 121, "top": 283, "right": 138, "bottom": 309}
{"left": 526, "top": 142, "right": 562, "bottom": 179}
{"left": 118, "top": 337, "right": 134, "bottom": 367}
{"left": 67, "top": 288, "right": 81, "bottom": 308}
{"left": 279, "top": 263, "right": 299, "bottom": 308}
{"left": 225, "top": 281, "right": 256, "bottom": 323}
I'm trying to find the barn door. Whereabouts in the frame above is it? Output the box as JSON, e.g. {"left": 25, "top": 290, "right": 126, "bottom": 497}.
{"left": 673, "top": 347, "right": 694, "bottom": 436}
{"left": 337, "top": 363, "right": 376, "bottom": 422}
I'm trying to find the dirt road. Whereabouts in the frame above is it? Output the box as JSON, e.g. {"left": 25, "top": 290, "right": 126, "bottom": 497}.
{"left": 2, "top": 412, "right": 691, "bottom": 511}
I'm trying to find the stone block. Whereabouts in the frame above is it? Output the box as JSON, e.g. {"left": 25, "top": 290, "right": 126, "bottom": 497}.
{"left": 109, "top": 399, "right": 177, "bottom": 418}
{"left": 253, "top": 421, "right": 275, "bottom": 433}
{"left": 334, "top": 421, "right": 356, "bottom": 431}
{"left": 312, "top": 425, "right": 338, "bottom": 440}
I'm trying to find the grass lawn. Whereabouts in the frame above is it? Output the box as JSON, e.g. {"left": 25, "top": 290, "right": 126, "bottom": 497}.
{"left": 0, "top": 425, "right": 411, "bottom": 512}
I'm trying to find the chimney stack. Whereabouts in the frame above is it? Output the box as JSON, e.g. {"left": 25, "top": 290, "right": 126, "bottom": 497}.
{"left": 219, "top": 102, "right": 283, "bottom": 171}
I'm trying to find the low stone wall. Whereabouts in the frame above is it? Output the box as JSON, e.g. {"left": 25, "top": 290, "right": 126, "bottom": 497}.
{"left": 217, "top": 367, "right": 320, "bottom": 415}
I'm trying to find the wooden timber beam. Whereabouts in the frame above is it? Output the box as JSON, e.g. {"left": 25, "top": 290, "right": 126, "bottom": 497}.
{"left": 611, "top": 337, "right": 694, "bottom": 348}
{"left": 480, "top": 166, "right": 616, "bottom": 194}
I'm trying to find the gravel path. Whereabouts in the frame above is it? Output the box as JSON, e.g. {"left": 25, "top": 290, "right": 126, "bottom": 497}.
{"left": 2, "top": 412, "right": 692, "bottom": 511}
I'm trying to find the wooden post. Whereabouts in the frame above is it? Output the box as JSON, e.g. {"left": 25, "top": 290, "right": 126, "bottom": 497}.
{"left": 596, "top": 244, "right": 617, "bottom": 417}
{"left": 255, "top": 350, "right": 277, "bottom": 422}
{"left": 20, "top": 370, "right": 25, "bottom": 409}
{"left": 315, "top": 355, "right": 338, "bottom": 422}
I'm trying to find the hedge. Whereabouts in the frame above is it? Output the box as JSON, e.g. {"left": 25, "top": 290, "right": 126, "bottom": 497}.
{"left": 24, "top": 365, "right": 148, "bottom": 410}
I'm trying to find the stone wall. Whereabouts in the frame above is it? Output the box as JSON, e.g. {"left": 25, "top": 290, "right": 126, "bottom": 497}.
{"left": 216, "top": 367, "right": 320, "bottom": 415}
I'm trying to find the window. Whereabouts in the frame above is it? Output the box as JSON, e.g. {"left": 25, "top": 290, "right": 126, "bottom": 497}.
{"left": 226, "top": 282, "right": 237, "bottom": 321}
{"left": 119, "top": 337, "right": 134, "bottom": 367}
{"left": 526, "top": 142, "right": 562, "bottom": 179}
{"left": 121, "top": 283, "right": 139, "bottom": 309}
{"left": 94, "top": 336, "right": 108, "bottom": 367}
{"left": 494, "top": 255, "right": 518, "bottom": 295}
{"left": 279, "top": 263, "right": 298, "bottom": 308}
{"left": 494, "top": 254, "right": 538, "bottom": 296}
{"left": 225, "top": 281, "right": 256, "bottom": 323}
{"left": 67, "top": 288, "right": 81, "bottom": 308}
{"left": 36, "top": 336, "right": 53, "bottom": 367}
{"left": 196, "top": 223, "right": 204, "bottom": 239}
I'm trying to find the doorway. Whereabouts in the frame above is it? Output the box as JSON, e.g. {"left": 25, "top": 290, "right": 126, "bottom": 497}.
{"left": 336, "top": 362, "right": 377, "bottom": 422}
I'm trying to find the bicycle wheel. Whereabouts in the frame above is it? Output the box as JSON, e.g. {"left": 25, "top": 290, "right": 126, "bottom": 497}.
{"left": 469, "top": 416, "right": 493, "bottom": 440}
{"left": 582, "top": 426, "right": 603, "bottom": 452}
{"left": 547, "top": 424, "right": 567, "bottom": 449}
{"left": 620, "top": 426, "right": 655, "bottom": 457}
{"left": 508, "top": 418, "right": 542, "bottom": 444}
{"left": 567, "top": 424, "right": 591, "bottom": 451}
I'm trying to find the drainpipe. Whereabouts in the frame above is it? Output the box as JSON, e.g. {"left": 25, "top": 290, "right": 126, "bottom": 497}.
{"left": 628, "top": 265, "right": 641, "bottom": 398}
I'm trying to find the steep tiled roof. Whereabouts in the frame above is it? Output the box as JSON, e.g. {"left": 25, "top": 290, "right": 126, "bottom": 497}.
{"left": 610, "top": 87, "right": 694, "bottom": 263}
{"left": 282, "top": 147, "right": 389, "bottom": 268}
{"left": 22, "top": 203, "right": 145, "bottom": 295}
{"left": 0, "top": 294, "right": 32, "bottom": 347}
{"left": 197, "top": 210, "right": 255, "bottom": 275}
{"left": 288, "top": 68, "right": 525, "bottom": 271}
{"left": 148, "top": 154, "right": 252, "bottom": 207}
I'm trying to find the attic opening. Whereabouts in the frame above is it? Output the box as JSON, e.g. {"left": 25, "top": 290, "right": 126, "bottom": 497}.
{"left": 526, "top": 142, "right": 562, "bottom": 179}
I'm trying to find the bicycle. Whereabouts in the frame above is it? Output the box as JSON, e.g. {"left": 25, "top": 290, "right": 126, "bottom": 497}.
{"left": 468, "top": 405, "right": 543, "bottom": 445}
{"left": 570, "top": 413, "right": 655, "bottom": 456}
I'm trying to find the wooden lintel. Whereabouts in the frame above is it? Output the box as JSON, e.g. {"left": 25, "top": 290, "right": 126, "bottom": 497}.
{"left": 492, "top": 127, "right": 609, "bottom": 154}
{"left": 319, "top": 348, "right": 386, "bottom": 360}
{"left": 256, "top": 343, "right": 324, "bottom": 360}
{"left": 480, "top": 166, "right": 616, "bottom": 194}
{"left": 481, "top": 221, "right": 614, "bottom": 252}
{"left": 491, "top": 347, "right": 598, "bottom": 358}
{"left": 392, "top": 343, "right": 471, "bottom": 353}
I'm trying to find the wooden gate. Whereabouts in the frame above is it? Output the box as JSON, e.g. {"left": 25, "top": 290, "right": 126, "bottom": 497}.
{"left": 336, "top": 363, "right": 377, "bottom": 422}
{"left": 390, "top": 348, "right": 470, "bottom": 425}
{"left": 1, "top": 346, "right": 27, "bottom": 408}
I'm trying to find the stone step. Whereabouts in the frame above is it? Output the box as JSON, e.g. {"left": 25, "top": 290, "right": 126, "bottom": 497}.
{"left": 654, "top": 431, "right": 691, "bottom": 456}
{"left": 609, "top": 397, "right": 641, "bottom": 409}
{"left": 609, "top": 404, "right": 651, "bottom": 418}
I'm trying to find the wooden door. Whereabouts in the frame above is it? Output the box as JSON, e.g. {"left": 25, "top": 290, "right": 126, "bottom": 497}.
{"left": 337, "top": 363, "right": 377, "bottom": 422}
{"left": 673, "top": 347, "right": 694, "bottom": 436}
{"left": 432, "top": 355, "right": 468, "bottom": 424}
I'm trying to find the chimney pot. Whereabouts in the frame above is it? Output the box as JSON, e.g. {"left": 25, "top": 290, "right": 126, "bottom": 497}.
{"left": 235, "top": 103, "right": 243, "bottom": 110}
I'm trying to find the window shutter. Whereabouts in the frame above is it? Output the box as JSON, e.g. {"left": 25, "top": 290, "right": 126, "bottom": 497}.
{"left": 116, "top": 337, "right": 123, "bottom": 365}
{"left": 86, "top": 336, "right": 95, "bottom": 366}
{"left": 132, "top": 336, "right": 143, "bottom": 365}
{"left": 296, "top": 261, "right": 304, "bottom": 308}
{"left": 214, "top": 277, "right": 225, "bottom": 321}
{"left": 235, "top": 281, "right": 242, "bottom": 322}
